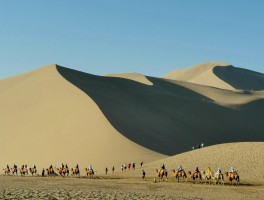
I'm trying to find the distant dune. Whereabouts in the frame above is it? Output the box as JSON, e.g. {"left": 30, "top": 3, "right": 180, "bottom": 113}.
{"left": 132, "top": 142, "right": 264, "bottom": 183}
{"left": 0, "top": 63, "right": 264, "bottom": 171}
{"left": 105, "top": 73, "right": 153, "bottom": 85}
{"left": 164, "top": 62, "right": 264, "bottom": 91}
{"left": 57, "top": 65, "right": 264, "bottom": 155}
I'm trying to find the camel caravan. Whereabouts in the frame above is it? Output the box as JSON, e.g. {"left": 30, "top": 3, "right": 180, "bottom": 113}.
{"left": 2, "top": 163, "right": 96, "bottom": 179}
{"left": 156, "top": 164, "right": 239, "bottom": 186}
{"left": 2, "top": 162, "right": 240, "bottom": 186}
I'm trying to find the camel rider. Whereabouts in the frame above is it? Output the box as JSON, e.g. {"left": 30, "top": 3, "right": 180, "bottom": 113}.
{"left": 88, "top": 165, "right": 92, "bottom": 170}
{"left": 33, "top": 164, "right": 36, "bottom": 169}
{"left": 50, "top": 165, "right": 53, "bottom": 169}
{"left": 216, "top": 168, "right": 222, "bottom": 174}
{"left": 230, "top": 167, "right": 235, "bottom": 174}
{"left": 7, "top": 164, "right": 9, "bottom": 170}
{"left": 65, "top": 164, "right": 68, "bottom": 169}
{"left": 206, "top": 167, "right": 212, "bottom": 175}
{"left": 14, "top": 164, "right": 17, "bottom": 169}
{"left": 194, "top": 167, "right": 200, "bottom": 174}
{"left": 178, "top": 165, "right": 183, "bottom": 172}
{"left": 76, "top": 164, "right": 79, "bottom": 169}
{"left": 61, "top": 163, "right": 64, "bottom": 169}
{"left": 161, "top": 164, "right": 165, "bottom": 170}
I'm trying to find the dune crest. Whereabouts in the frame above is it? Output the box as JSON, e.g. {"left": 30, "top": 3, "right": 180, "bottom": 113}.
{"left": 164, "top": 62, "right": 264, "bottom": 91}
{"left": 105, "top": 73, "right": 153, "bottom": 86}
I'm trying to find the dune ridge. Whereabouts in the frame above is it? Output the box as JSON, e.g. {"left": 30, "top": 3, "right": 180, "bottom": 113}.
{"left": 104, "top": 73, "right": 153, "bottom": 85}
{"left": 164, "top": 62, "right": 264, "bottom": 91}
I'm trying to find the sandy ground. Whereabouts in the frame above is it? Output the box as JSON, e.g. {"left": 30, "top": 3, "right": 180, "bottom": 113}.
{"left": 0, "top": 175, "right": 263, "bottom": 200}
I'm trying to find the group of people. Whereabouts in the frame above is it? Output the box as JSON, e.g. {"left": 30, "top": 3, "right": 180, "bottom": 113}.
{"left": 158, "top": 163, "right": 236, "bottom": 177}
{"left": 5, "top": 164, "right": 36, "bottom": 171}
{"left": 120, "top": 162, "right": 136, "bottom": 172}
{"left": 192, "top": 142, "right": 204, "bottom": 150}
{"left": 105, "top": 166, "right": 115, "bottom": 174}
{"left": 176, "top": 165, "right": 236, "bottom": 176}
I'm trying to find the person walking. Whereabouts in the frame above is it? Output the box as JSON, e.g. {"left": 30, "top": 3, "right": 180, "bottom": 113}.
{"left": 142, "top": 170, "right": 146, "bottom": 181}
{"left": 42, "top": 168, "right": 45, "bottom": 176}
{"left": 105, "top": 167, "right": 108, "bottom": 174}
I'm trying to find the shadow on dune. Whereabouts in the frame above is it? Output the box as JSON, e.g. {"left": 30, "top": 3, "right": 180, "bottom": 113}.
{"left": 213, "top": 66, "right": 264, "bottom": 91}
{"left": 57, "top": 66, "right": 264, "bottom": 155}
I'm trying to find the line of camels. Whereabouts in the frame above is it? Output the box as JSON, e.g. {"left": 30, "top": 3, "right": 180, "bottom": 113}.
{"left": 2, "top": 165, "right": 240, "bottom": 186}
{"left": 2, "top": 165, "right": 96, "bottom": 179}
{"left": 155, "top": 168, "right": 240, "bottom": 186}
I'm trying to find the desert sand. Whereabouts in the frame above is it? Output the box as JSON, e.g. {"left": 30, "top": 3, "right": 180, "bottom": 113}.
{"left": 1, "top": 63, "right": 264, "bottom": 199}
{"left": 1, "top": 63, "right": 264, "bottom": 169}
{"left": 0, "top": 175, "right": 264, "bottom": 200}
{"left": 124, "top": 142, "right": 264, "bottom": 183}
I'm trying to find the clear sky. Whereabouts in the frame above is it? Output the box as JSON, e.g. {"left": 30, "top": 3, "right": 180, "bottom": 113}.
{"left": 0, "top": 0, "right": 264, "bottom": 79}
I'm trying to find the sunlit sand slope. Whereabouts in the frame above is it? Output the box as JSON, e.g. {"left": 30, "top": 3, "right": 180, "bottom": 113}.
{"left": 0, "top": 65, "right": 166, "bottom": 169}
{"left": 164, "top": 62, "right": 264, "bottom": 91}
{"left": 139, "top": 142, "right": 264, "bottom": 183}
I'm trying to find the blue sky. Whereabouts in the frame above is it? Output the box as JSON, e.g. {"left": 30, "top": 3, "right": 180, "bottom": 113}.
{"left": 0, "top": 0, "right": 264, "bottom": 79}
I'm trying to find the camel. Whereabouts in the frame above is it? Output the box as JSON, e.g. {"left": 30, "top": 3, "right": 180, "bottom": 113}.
{"left": 188, "top": 171, "right": 202, "bottom": 183}
{"left": 202, "top": 171, "right": 214, "bottom": 184}
{"left": 46, "top": 168, "right": 56, "bottom": 177}
{"left": 3, "top": 168, "right": 10, "bottom": 175}
{"left": 71, "top": 168, "right": 80, "bottom": 177}
{"left": 63, "top": 168, "right": 69, "bottom": 176}
{"left": 214, "top": 172, "right": 225, "bottom": 185}
{"left": 10, "top": 168, "right": 18, "bottom": 175}
{"left": 84, "top": 168, "right": 94, "bottom": 179}
{"left": 154, "top": 169, "right": 168, "bottom": 182}
{"left": 56, "top": 167, "right": 70, "bottom": 177}
{"left": 19, "top": 167, "right": 28, "bottom": 176}
{"left": 172, "top": 169, "right": 187, "bottom": 183}
{"left": 225, "top": 172, "right": 239, "bottom": 186}
{"left": 29, "top": 168, "right": 37, "bottom": 176}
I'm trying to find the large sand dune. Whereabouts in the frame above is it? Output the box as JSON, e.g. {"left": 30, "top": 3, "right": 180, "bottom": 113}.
{"left": 1, "top": 63, "right": 264, "bottom": 171}
{"left": 164, "top": 62, "right": 264, "bottom": 91}
{"left": 0, "top": 65, "right": 165, "bottom": 170}
{"left": 57, "top": 66, "right": 264, "bottom": 156}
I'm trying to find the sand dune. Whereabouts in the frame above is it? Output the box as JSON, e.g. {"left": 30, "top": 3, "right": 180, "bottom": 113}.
{"left": 164, "top": 62, "right": 264, "bottom": 91}
{"left": 0, "top": 65, "right": 165, "bottom": 170}
{"left": 57, "top": 66, "right": 264, "bottom": 156}
{"left": 1, "top": 63, "right": 264, "bottom": 172}
{"left": 105, "top": 73, "right": 153, "bottom": 85}
{"left": 164, "top": 79, "right": 264, "bottom": 108}
{"left": 127, "top": 142, "right": 264, "bottom": 183}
